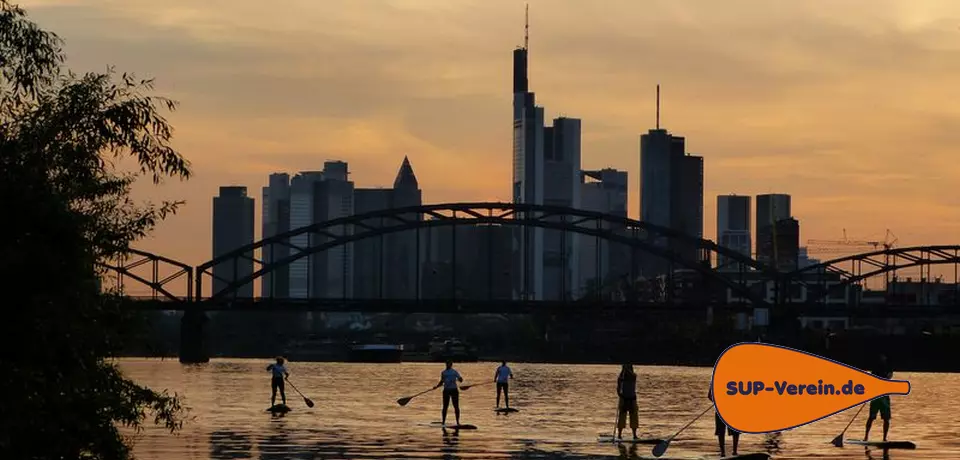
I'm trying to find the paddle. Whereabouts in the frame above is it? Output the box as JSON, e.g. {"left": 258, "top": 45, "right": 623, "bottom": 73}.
{"left": 831, "top": 403, "right": 866, "bottom": 447}
{"left": 397, "top": 386, "right": 438, "bottom": 407}
{"left": 461, "top": 381, "right": 495, "bottom": 391}
{"left": 652, "top": 404, "right": 714, "bottom": 457}
{"left": 285, "top": 377, "right": 315, "bottom": 408}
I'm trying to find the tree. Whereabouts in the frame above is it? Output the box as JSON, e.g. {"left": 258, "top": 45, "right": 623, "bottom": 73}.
{"left": 1, "top": 1, "right": 189, "bottom": 458}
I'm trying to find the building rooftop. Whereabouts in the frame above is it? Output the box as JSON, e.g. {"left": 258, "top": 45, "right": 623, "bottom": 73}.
{"left": 393, "top": 156, "right": 419, "bottom": 190}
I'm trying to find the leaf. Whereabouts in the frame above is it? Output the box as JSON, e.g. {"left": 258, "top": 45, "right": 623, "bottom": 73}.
{"left": 1, "top": 1, "right": 191, "bottom": 458}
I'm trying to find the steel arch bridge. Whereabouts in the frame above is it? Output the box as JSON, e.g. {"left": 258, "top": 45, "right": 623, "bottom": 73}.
{"left": 195, "top": 202, "right": 777, "bottom": 304}
{"left": 93, "top": 203, "right": 960, "bottom": 310}
{"left": 783, "top": 245, "right": 960, "bottom": 305}
{"left": 97, "top": 248, "right": 193, "bottom": 301}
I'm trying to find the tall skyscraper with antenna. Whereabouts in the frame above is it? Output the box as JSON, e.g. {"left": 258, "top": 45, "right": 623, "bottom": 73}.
{"left": 639, "top": 85, "right": 704, "bottom": 272}
{"left": 512, "top": 4, "right": 545, "bottom": 300}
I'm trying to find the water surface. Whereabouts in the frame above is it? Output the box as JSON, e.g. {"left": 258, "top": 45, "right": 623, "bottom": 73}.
{"left": 120, "top": 359, "right": 960, "bottom": 459}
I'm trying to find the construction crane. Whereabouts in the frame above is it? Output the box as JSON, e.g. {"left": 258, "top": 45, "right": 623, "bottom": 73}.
{"left": 806, "top": 229, "right": 898, "bottom": 255}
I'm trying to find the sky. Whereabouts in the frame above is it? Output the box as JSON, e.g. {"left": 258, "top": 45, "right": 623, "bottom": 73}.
{"left": 18, "top": 0, "right": 960, "bottom": 278}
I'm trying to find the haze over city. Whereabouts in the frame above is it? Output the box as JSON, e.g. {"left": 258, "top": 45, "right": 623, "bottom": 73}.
{"left": 21, "top": 0, "right": 960, "bottom": 267}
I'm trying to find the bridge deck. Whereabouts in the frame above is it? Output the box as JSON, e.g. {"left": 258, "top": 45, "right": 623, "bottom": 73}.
{"left": 122, "top": 297, "right": 960, "bottom": 317}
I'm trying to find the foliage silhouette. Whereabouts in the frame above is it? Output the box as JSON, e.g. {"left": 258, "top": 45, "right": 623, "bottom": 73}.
{"left": 1, "top": 1, "right": 190, "bottom": 458}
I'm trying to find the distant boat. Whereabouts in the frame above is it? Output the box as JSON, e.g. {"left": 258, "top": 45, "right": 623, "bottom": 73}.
{"left": 429, "top": 338, "right": 478, "bottom": 362}
{"left": 348, "top": 344, "right": 404, "bottom": 363}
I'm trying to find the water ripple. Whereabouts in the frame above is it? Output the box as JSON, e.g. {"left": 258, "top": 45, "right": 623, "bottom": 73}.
{"left": 120, "top": 359, "right": 958, "bottom": 459}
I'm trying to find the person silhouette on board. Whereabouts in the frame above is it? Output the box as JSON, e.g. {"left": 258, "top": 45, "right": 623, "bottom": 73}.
{"left": 865, "top": 354, "right": 894, "bottom": 442}
{"left": 494, "top": 361, "right": 514, "bottom": 409}
{"left": 435, "top": 361, "right": 463, "bottom": 427}
{"left": 616, "top": 364, "right": 639, "bottom": 440}
{"left": 709, "top": 385, "right": 739, "bottom": 456}
{"left": 266, "top": 357, "right": 289, "bottom": 406}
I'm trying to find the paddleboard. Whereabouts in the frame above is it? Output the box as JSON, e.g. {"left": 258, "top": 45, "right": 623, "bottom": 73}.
{"left": 425, "top": 421, "right": 477, "bottom": 429}
{"left": 636, "top": 457, "right": 702, "bottom": 460}
{"left": 266, "top": 404, "right": 291, "bottom": 413}
{"left": 846, "top": 440, "right": 916, "bottom": 449}
{"left": 597, "top": 436, "right": 664, "bottom": 445}
{"left": 636, "top": 454, "right": 769, "bottom": 460}
{"left": 494, "top": 407, "right": 519, "bottom": 413}
{"left": 439, "top": 424, "right": 477, "bottom": 430}
{"left": 720, "top": 454, "right": 771, "bottom": 460}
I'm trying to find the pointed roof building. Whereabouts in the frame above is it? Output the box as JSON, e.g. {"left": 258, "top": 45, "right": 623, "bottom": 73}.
{"left": 393, "top": 155, "right": 419, "bottom": 190}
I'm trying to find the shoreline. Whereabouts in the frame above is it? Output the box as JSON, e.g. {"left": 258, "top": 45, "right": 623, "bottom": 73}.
{"left": 115, "top": 353, "right": 960, "bottom": 373}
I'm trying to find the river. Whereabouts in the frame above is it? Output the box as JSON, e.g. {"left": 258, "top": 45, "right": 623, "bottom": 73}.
{"left": 119, "top": 359, "right": 960, "bottom": 459}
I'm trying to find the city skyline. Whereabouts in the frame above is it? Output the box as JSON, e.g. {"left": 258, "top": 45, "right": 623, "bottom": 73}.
{"left": 22, "top": 0, "right": 960, "bottom": 267}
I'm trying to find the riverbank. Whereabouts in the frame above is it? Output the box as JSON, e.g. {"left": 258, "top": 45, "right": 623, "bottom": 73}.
{"left": 120, "top": 336, "right": 960, "bottom": 372}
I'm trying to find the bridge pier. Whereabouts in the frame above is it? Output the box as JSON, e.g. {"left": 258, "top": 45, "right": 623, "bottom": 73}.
{"left": 179, "top": 309, "right": 209, "bottom": 363}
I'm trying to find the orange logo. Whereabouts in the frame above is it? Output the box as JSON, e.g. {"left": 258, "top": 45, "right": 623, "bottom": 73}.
{"left": 712, "top": 343, "right": 910, "bottom": 434}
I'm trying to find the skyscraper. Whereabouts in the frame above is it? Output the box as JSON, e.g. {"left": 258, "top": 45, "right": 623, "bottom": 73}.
{"left": 288, "top": 171, "right": 324, "bottom": 298}
{"left": 680, "top": 154, "right": 704, "bottom": 240}
{"left": 388, "top": 156, "right": 423, "bottom": 299}
{"left": 717, "top": 195, "right": 751, "bottom": 271}
{"left": 579, "top": 168, "right": 628, "bottom": 296}
{"left": 543, "top": 117, "right": 581, "bottom": 300}
{"left": 212, "top": 186, "right": 255, "bottom": 298}
{"left": 511, "top": 8, "right": 545, "bottom": 300}
{"left": 353, "top": 156, "right": 424, "bottom": 299}
{"left": 311, "top": 161, "right": 354, "bottom": 298}
{"left": 262, "top": 173, "right": 290, "bottom": 298}
{"left": 756, "top": 193, "right": 792, "bottom": 268}
{"left": 639, "top": 95, "right": 704, "bottom": 269}
{"left": 353, "top": 187, "right": 393, "bottom": 299}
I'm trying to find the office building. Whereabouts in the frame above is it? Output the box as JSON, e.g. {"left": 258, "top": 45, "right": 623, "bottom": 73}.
{"left": 639, "top": 127, "right": 704, "bottom": 269}
{"left": 579, "top": 169, "right": 628, "bottom": 296}
{"left": 511, "top": 17, "right": 545, "bottom": 300}
{"left": 288, "top": 171, "right": 324, "bottom": 298}
{"left": 352, "top": 156, "right": 423, "bottom": 299}
{"left": 756, "top": 193, "right": 792, "bottom": 267}
{"left": 261, "top": 173, "right": 290, "bottom": 298}
{"left": 681, "top": 154, "right": 704, "bottom": 240}
{"left": 353, "top": 187, "right": 393, "bottom": 298}
{"left": 388, "top": 156, "right": 423, "bottom": 299}
{"left": 717, "top": 195, "right": 751, "bottom": 271}
{"left": 311, "top": 161, "right": 354, "bottom": 298}
{"left": 420, "top": 223, "right": 513, "bottom": 300}
{"left": 212, "top": 186, "right": 255, "bottom": 297}
{"left": 757, "top": 217, "right": 800, "bottom": 272}
{"left": 542, "top": 117, "right": 581, "bottom": 300}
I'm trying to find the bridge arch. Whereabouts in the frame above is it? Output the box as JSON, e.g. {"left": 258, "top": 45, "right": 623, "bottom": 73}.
{"left": 196, "top": 202, "right": 775, "bottom": 305}
{"left": 97, "top": 248, "right": 193, "bottom": 301}
{"left": 784, "top": 245, "right": 960, "bottom": 304}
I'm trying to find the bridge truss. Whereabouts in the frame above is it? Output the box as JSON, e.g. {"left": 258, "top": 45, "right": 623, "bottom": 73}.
{"left": 195, "top": 202, "right": 776, "bottom": 305}
{"left": 784, "top": 245, "right": 960, "bottom": 306}
{"left": 97, "top": 248, "right": 193, "bottom": 301}
{"left": 95, "top": 203, "right": 960, "bottom": 311}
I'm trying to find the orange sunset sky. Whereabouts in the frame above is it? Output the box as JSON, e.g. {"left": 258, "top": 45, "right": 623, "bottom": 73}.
{"left": 20, "top": 0, "right": 960, "bottom": 269}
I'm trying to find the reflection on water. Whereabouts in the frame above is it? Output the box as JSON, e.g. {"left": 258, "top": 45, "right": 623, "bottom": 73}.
{"left": 442, "top": 428, "right": 460, "bottom": 460}
{"left": 763, "top": 431, "right": 783, "bottom": 455}
{"left": 864, "top": 449, "right": 892, "bottom": 460}
{"left": 616, "top": 442, "right": 639, "bottom": 460}
{"left": 209, "top": 430, "right": 252, "bottom": 459}
{"left": 122, "top": 360, "right": 960, "bottom": 459}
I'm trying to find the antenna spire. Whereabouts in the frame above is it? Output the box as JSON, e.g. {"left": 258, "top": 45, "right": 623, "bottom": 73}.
{"left": 656, "top": 84, "right": 660, "bottom": 129}
{"left": 524, "top": 3, "right": 529, "bottom": 50}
